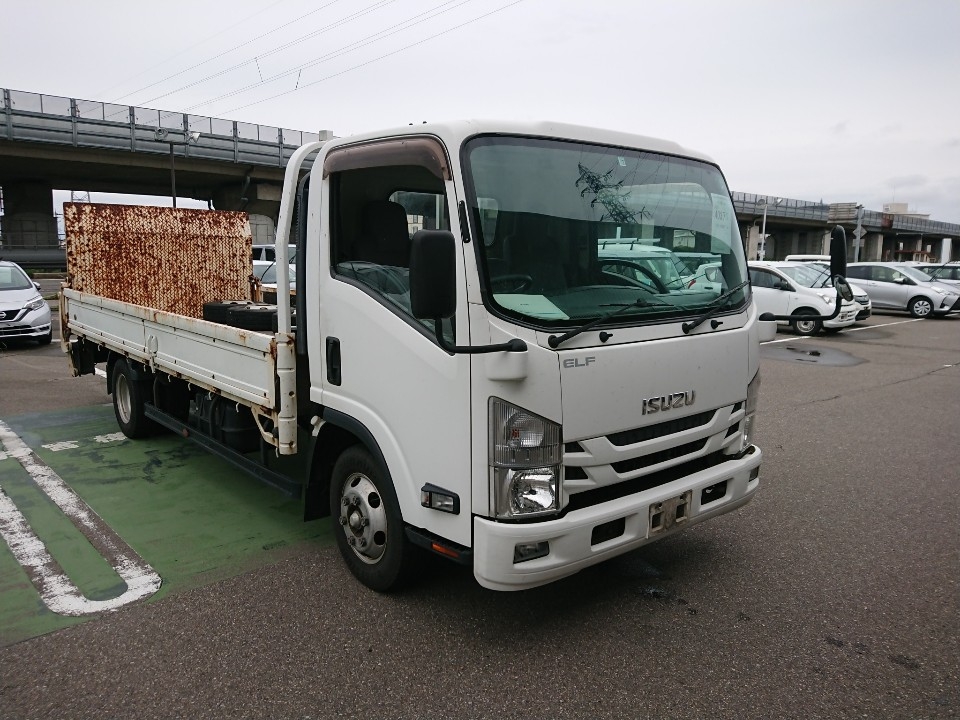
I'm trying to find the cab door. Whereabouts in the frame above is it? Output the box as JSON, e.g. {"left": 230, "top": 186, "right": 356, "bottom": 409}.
{"left": 312, "top": 137, "right": 473, "bottom": 548}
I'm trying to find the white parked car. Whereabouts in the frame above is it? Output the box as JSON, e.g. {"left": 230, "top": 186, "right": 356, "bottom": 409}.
{"left": 845, "top": 262, "right": 960, "bottom": 318}
{"left": 779, "top": 260, "right": 872, "bottom": 321}
{"left": 684, "top": 261, "right": 724, "bottom": 293}
{"left": 783, "top": 254, "right": 830, "bottom": 263}
{"left": 748, "top": 261, "right": 859, "bottom": 336}
{"left": 0, "top": 260, "right": 52, "bottom": 345}
{"left": 253, "top": 260, "right": 297, "bottom": 298}
{"left": 597, "top": 242, "right": 689, "bottom": 292}
{"left": 252, "top": 244, "right": 297, "bottom": 264}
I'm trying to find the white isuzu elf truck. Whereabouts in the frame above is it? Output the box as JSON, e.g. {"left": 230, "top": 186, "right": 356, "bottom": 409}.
{"left": 62, "top": 120, "right": 846, "bottom": 592}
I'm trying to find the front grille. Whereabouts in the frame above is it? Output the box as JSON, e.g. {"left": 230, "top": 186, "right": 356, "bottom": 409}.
{"left": 607, "top": 410, "right": 716, "bottom": 447}
{"left": 563, "top": 402, "right": 743, "bottom": 506}
{"left": 0, "top": 324, "right": 37, "bottom": 336}
{"left": 610, "top": 438, "right": 708, "bottom": 474}
{"left": 565, "top": 451, "right": 731, "bottom": 513}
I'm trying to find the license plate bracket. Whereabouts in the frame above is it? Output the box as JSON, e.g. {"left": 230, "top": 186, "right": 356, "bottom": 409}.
{"left": 648, "top": 490, "right": 692, "bottom": 535}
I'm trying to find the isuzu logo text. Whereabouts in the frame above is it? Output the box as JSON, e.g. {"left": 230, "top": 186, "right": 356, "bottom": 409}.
{"left": 642, "top": 391, "right": 696, "bottom": 415}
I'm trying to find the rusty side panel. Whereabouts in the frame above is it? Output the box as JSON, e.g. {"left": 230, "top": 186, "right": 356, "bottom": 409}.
{"left": 64, "top": 203, "right": 252, "bottom": 319}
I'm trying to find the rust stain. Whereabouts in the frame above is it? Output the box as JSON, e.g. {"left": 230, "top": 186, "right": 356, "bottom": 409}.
{"left": 63, "top": 203, "right": 253, "bottom": 319}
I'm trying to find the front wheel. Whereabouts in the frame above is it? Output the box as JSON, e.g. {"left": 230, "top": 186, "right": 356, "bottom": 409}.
{"left": 791, "top": 310, "right": 822, "bottom": 336}
{"left": 908, "top": 296, "right": 933, "bottom": 318}
{"left": 330, "top": 445, "right": 413, "bottom": 592}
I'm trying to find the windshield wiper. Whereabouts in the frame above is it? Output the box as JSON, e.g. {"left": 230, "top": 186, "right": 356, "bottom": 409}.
{"left": 548, "top": 296, "right": 665, "bottom": 349}
{"left": 681, "top": 280, "right": 750, "bottom": 334}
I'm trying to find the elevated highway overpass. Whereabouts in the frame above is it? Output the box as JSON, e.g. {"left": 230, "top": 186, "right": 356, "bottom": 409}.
{"left": 2, "top": 87, "right": 958, "bottom": 269}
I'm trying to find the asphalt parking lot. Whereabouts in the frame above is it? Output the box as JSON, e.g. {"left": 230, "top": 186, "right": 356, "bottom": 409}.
{"left": 0, "top": 312, "right": 958, "bottom": 719}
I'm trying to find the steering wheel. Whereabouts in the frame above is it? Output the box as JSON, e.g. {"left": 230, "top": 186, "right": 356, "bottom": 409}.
{"left": 599, "top": 260, "right": 670, "bottom": 294}
{"left": 490, "top": 274, "right": 534, "bottom": 293}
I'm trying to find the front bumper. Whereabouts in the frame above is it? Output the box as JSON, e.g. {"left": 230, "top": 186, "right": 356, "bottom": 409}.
{"left": 823, "top": 305, "right": 859, "bottom": 329}
{"left": 473, "top": 446, "right": 762, "bottom": 591}
{"left": 0, "top": 304, "right": 52, "bottom": 341}
{"left": 940, "top": 295, "right": 960, "bottom": 314}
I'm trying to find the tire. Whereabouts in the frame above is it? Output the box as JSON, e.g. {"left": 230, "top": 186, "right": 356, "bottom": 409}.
{"left": 37, "top": 330, "right": 52, "bottom": 346}
{"left": 908, "top": 296, "right": 933, "bottom": 319}
{"left": 330, "top": 445, "right": 413, "bottom": 592}
{"left": 112, "top": 359, "right": 156, "bottom": 438}
{"left": 791, "top": 309, "right": 822, "bottom": 336}
{"left": 225, "top": 304, "right": 278, "bottom": 331}
{"left": 203, "top": 300, "right": 252, "bottom": 325}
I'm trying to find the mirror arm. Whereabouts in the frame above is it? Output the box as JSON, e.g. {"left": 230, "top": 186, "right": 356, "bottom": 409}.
{"left": 433, "top": 320, "right": 527, "bottom": 354}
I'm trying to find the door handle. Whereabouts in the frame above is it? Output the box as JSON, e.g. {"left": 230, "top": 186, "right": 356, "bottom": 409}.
{"left": 326, "top": 337, "right": 341, "bottom": 386}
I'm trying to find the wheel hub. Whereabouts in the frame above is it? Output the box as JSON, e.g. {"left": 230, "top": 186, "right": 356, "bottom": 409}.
{"left": 338, "top": 474, "right": 388, "bottom": 564}
{"left": 115, "top": 374, "right": 132, "bottom": 423}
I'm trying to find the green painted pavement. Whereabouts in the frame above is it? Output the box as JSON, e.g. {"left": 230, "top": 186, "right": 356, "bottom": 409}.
{"left": 0, "top": 405, "right": 330, "bottom": 647}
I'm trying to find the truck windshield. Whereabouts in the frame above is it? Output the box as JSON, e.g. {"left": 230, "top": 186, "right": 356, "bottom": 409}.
{"left": 463, "top": 136, "right": 749, "bottom": 328}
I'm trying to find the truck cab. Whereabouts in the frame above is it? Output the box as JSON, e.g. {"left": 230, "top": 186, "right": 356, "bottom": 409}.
{"left": 296, "top": 121, "right": 764, "bottom": 590}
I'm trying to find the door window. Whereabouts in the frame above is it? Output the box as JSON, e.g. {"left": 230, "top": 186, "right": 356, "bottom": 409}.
{"left": 749, "top": 268, "right": 781, "bottom": 289}
{"left": 325, "top": 137, "right": 454, "bottom": 341}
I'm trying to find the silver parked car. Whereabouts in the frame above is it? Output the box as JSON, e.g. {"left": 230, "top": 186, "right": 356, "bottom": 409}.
{"left": 0, "top": 260, "right": 52, "bottom": 345}
{"left": 912, "top": 262, "right": 960, "bottom": 290}
{"left": 845, "top": 262, "right": 960, "bottom": 318}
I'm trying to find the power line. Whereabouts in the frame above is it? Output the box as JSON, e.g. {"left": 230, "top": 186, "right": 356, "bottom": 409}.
{"left": 116, "top": 0, "right": 358, "bottom": 107}
{"left": 184, "top": 0, "right": 480, "bottom": 115}
{"left": 215, "top": 0, "right": 527, "bottom": 116}
{"left": 96, "top": 0, "right": 290, "bottom": 101}
{"left": 133, "top": 0, "right": 399, "bottom": 109}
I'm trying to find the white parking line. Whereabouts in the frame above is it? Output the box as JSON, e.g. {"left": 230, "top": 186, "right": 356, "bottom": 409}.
{"left": 762, "top": 318, "right": 922, "bottom": 344}
{"left": 0, "top": 419, "right": 161, "bottom": 616}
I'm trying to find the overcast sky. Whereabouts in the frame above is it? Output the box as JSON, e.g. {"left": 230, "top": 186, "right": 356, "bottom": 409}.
{"left": 4, "top": 0, "right": 959, "bottom": 223}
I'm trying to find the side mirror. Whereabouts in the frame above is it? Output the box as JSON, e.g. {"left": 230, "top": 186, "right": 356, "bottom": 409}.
{"left": 410, "top": 230, "right": 457, "bottom": 320}
{"left": 34, "top": 282, "right": 42, "bottom": 291}
{"left": 834, "top": 277, "right": 854, "bottom": 302}
{"left": 774, "top": 281, "right": 792, "bottom": 292}
{"left": 830, "top": 225, "right": 847, "bottom": 279}
{"left": 409, "top": 229, "right": 527, "bottom": 355}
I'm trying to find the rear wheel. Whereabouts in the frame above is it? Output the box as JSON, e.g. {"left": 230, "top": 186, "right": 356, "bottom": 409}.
{"left": 330, "top": 445, "right": 413, "bottom": 592}
{"left": 908, "top": 296, "right": 933, "bottom": 318}
{"left": 113, "top": 359, "right": 155, "bottom": 438}
{"left": 791, "top": 309, "right": 822, "bottom": 336}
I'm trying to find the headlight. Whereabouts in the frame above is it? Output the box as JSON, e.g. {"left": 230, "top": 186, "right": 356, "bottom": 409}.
{"left": 740, "top": 371, "right": 761, "bottom": 453}
{"left": 816, "top": 291, "right": 833, "bottom": 304}
{"left": 932, "top": 287, "right": 945, "bottom": 295}
{"left": 25, "top": 296, "right": 46, "bottom": 311}
{"left": 489, "top": 398, "right": 561, "bottom": 519}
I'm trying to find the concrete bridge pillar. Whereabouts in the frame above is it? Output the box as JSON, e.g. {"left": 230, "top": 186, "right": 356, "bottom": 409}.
{"left": 858, "top": 232, "right": 883, "bottom": 262}
{"left": 212, "top": 181, "right": 282, "bottom": 245}
{"left": 0, "top": 181, "right": 58, "bottom": 247}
